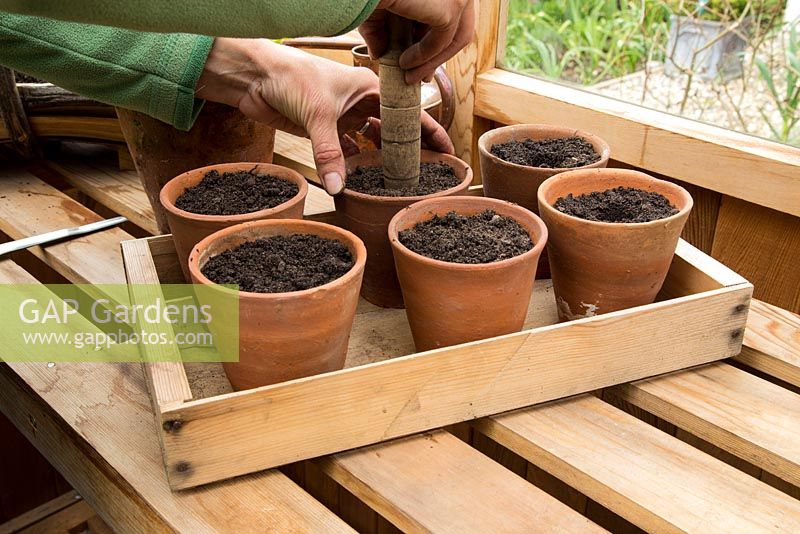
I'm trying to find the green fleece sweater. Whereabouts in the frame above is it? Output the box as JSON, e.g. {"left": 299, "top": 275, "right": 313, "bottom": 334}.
{"left": 0, "top": 1, "right": 379, "bottom": 129}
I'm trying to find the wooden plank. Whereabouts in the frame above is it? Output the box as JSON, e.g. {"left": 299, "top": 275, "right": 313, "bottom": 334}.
{"left": 444, "top": 0, "right": 501, "bottom": 169}
{"left": 711, "top": 196, "right": 800, "bottom": 313}
{"left": 736, "top": 299, "right": 800, "bottom": 388}
{"left": 666, "top": 239, "right": 748, "bottom": 291}
{"left": 0, "top": 260, "right": 353, "bottom": 533}
{"left": 0, "top": 491, "right": 82, "bottom": 534}
{"left": 474, "top": 68, "right": 800, "bottom": 217}
{"left": 159, "top": 280, "right": 750, "bottom": 488}
{"left": 43, "top": 159, "right": 158, "bottom": 235}
{"left": 120, "top": 239, "right": 192, "bottom": 406}
{"left": 475, "top": 395, "right": 800, "bottom": 533}
{"left": 0, "top": 116, "right": 124, "bottom": 143}
{"left": 17, "top": 500, "right": 95, "bottom": 534}
{"left": 0, "top": 168, "right": 129, "bottom": 287}
{"left": 319, "top": 430, "right": 604, "bottom": 533}
{"left": 611, "top": 362, "right": 800, "bottom": 488}
{"left": 676, "top": 180, "right": 722, "bottom": 255}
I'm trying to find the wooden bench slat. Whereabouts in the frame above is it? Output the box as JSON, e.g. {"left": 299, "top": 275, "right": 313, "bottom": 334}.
{"left": 736, "top": 299, "right": 800, "bottom": 388}
{"left": 0, "top": 169, "right": 130, "bottom": 286}
{"left": 0, "top": 490, "right": 83, "bottom": 533}
{"left": 0, "top": 259, "right": 353, "bottom": 533}
{"left": 320, "top": 430, "right": 604, "bottom": 533}
{"left": 475, "top": 395, "right": 800, "bottom": 533}
{"left": 17, "top": 499, "right": 96, "bottom": 534}
{"left": 43, "top": 159, "right": 159, "bottom": 235}
{"left": 612, "top": 362, "right": 800, "bottom": 488}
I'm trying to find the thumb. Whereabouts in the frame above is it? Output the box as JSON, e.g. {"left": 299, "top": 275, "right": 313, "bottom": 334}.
{"left": 308, "top": 118, "right": 347, "bottom": 196}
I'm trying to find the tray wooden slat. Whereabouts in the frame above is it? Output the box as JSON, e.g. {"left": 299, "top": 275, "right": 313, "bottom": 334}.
{"left": 120, "top": 238, "right": 192, "bottom": 405}
{"left": 474, "top": 395, "right": 800, "bottom": 533}
{"left": 319, "top": 430, "right": 605, "bottom": 533}
{"left": 611, "top": 362, "right": 800, "bottom": 489}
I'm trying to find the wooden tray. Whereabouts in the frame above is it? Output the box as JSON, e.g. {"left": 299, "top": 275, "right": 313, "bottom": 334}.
{"left": 121, "top": 226, "right": 753, "bottom": 490}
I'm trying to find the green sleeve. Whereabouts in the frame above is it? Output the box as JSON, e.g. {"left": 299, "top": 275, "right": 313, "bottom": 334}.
{"left": 0, "top": 13, "right": 212, "bottom": 130}
{"left": 0, "top": 0, "right": 380, "bottom": 38}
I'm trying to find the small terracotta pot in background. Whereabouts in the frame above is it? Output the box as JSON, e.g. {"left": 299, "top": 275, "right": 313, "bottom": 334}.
{"left": 189, "top": 219, "right": 366, "bottom": 390}
{"left": 117, "top": 103, "right": 276, "bottom": 233}
{"left": 335, "top": 150, "right": 472, "bottom": 308}
{"left": 478, "top": 124, "right": 610, "bottom": 279}
{"left": 537, "top": 168, "right": 693, "bottom": 322}
{"left": 161, "top": 163, "right": 308, "bottom": 281}
{"left": 388, "top": 196, "right": 548, "bottom": 352}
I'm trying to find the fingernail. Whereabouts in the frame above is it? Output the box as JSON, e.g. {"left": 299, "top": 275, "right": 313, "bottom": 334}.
{"left": 323, "top": 172, "right": 344, "bottom": 195}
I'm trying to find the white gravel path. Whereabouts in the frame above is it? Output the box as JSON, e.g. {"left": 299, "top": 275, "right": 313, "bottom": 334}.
{"left": 590, "top": 28, "right": 798, "bottom": 147}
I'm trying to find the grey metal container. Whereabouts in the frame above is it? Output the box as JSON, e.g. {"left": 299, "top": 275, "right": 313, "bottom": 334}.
{"left": 665, "top": 15, "right": 750, "bottom": 81}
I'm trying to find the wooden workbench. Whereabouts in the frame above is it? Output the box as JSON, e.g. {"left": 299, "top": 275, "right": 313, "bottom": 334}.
{"left": 0, "top": 143, "right": 798, "bottom": 532}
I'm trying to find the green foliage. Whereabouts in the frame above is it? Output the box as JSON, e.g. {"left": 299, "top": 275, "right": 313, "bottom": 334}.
{"left": 504, "top": 0, "right": 672, "bottom": 85}
{"left": 756, "top": 25, "right": 800, "bottom": 143}
{"left": 503, "top": 0, "right": 785, "bottom": 85}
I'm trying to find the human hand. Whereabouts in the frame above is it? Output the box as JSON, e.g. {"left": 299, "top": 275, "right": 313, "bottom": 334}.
{"left": 196, "top": 38, "right": 453, "bottom": 195}
{"left": 359, "top": 0, "right": 475, "bottom": 84}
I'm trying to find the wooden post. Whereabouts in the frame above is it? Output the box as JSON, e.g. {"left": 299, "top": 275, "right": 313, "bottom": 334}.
{"left": 0, "top": 67, "right": 39, "bottom": 159}
{"left": 380, "top": 15, "right": 421, "bottom": 188}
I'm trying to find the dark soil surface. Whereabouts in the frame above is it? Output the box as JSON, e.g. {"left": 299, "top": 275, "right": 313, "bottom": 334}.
{"left": 490, "top": 137, "right": 600, "bottom": 168}
{"left": 175, "top": 168, "right": 298, "bottom": 216}
{"left": 554, "top": 187, "right": 678, "bottom": 223}
{"left": 399, "top": 210, "right": 533, "bottom": 264}
{"left": 201, "top": 235, "right": 354, "bottom": 293}
{"left": 346, "top": 163, "right": 460, "bottom": 197}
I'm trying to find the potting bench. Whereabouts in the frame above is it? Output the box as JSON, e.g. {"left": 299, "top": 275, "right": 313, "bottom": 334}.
{"left": 0, "top": 142, "right": 798, "bottom": 532}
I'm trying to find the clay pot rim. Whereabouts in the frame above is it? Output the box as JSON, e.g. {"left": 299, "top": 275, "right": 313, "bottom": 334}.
{"left": 537, "top": 168, "right": 694, "bottom": 229}
{"left": 477, "top": 124, "right": 612, "bottom": 173}
{"left": 388, "top": 196, "right": 548, "bottom": 271}
{"left": 188, "top": 219, "right": 367, "bottom": 299}
{"left": 160, "top": 162, "right": 309, "bottom": 223}
{"left": 341, "top": 150, "right": 474, "bottom": 205}
{"left": 351, "top": 44, "right": 371, "bottom": 60}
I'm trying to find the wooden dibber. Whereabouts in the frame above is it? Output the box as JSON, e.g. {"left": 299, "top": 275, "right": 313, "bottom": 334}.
{"left": 380, "top": 15, "right": 421, "bottom": 188}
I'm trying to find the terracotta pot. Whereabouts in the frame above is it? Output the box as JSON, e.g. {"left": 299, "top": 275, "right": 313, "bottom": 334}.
{"left": 537, "top": 168, "right": 693, "bottom": 322}
{"left": 478, "top": 124, "right": 611, "bottom": 212}
{"left": 335, "top": 150, "right": 473, "bottom": 308}
{"left": 117, "top": 103, "right": 276, "bottom": 233}
{"left": 161, "top": 163, "right": 308, "bottom": 281}
{"left": 388, "top": 196, "right": 548, "bottom": 352}
{"left": 188, "top": 219, "right": 366, "bottom": 390}
{"left": 478, "top": 124, "right": 610, "bottom": 278}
